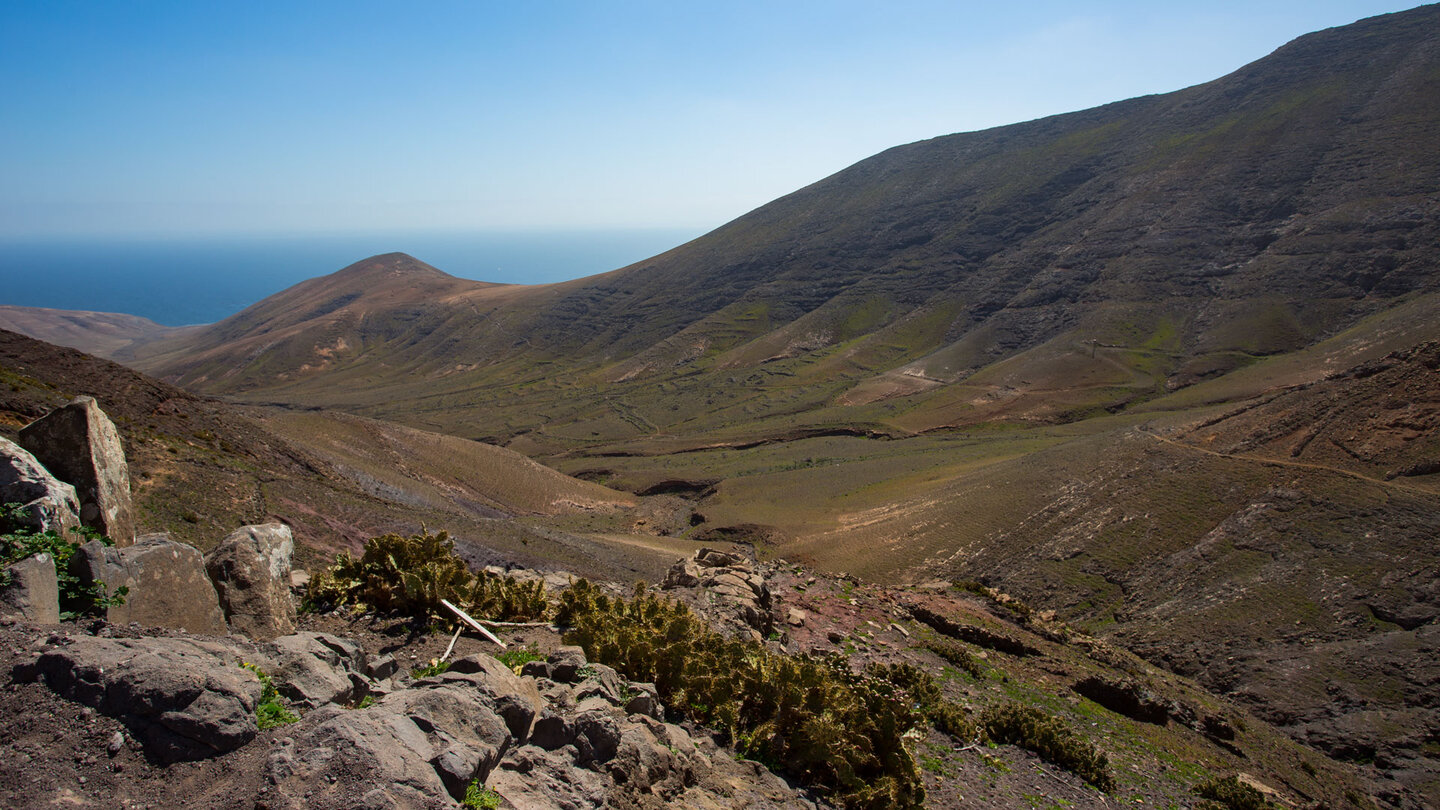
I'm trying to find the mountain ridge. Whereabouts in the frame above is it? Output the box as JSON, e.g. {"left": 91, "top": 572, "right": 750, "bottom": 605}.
{"left": 118, "top": 3, "right": 1440, "bottom": 423}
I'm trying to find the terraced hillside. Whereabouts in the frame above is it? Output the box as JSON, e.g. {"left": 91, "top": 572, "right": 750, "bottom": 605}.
{"left": 125, "top": 5, "right": 1440, "bottom": 456}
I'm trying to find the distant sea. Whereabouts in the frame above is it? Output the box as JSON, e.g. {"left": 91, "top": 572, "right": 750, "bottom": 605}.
{"left": 0, "top": 228, "right": 703, "bottom": 326}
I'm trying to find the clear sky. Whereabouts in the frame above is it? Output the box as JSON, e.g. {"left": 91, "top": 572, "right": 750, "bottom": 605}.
{"left": 0, "top": 0, "right": 1424, "bottom": 239}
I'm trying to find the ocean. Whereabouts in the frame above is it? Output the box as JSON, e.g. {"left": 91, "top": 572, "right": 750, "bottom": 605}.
{"left": 0, "top": 228, "right": 703, "bottom": 326}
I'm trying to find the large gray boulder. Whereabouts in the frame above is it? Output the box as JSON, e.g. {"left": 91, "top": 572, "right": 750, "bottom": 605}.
{"left": 265, "top": 683, "right": 516, "bottom": 808}
{"left": 0, "top": 436, "right": 81, "bottom": 536}
{"left": 440, "top": 653, "right": 544, "bottom": 742}
{"left": 14, "top": 634, "right": 263, "bottom": 762}
{"left": 72, "top": 534, "right": 228, "bottom": 634}
{"left": 0, "top": 552, "right": 60, "bottom": 624}
{"left": 205, "top": 523, "right": 297, "bottom": 640}
{"left": 17, "top": 396, "right": 136, "bottom": 545}
{"left": 262, "top": 632, "right": 367, "bottom": 708}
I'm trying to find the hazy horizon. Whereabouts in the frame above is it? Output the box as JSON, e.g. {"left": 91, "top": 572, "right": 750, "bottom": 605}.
{"left": 0, "top": 227, "right": 703, "bottom": 326}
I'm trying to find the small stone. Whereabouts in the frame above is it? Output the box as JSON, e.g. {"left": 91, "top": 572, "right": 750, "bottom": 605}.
{"left": 107, "top": 731, "right": 125, "bottom": 756}
{"left": 548, "top": 645, "right": 587, "bottom": 682}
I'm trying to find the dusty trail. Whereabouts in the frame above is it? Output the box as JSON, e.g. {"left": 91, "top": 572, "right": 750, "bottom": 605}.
{"left": 1137, "top": 427, "right": 1436, "bottom": 497}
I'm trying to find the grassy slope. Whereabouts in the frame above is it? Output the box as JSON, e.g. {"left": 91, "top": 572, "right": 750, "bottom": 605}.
{"left": 121, "top": 7, "right": 1440, "bottom": 459}
{"left": 0, "top": 329, "right": 697, "bottom": 583}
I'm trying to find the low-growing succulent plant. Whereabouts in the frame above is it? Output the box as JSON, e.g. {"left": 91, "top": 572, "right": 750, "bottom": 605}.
{"left": 556, "top": 578, "right": 926, "bottom": 810}
{"left": 303, "top": 529, "right": 546, "bottom": 621}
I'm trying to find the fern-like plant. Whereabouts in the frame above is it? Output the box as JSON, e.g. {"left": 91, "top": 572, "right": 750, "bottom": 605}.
{"left": 1, "top": 503, "right": 127, "bottom": 620}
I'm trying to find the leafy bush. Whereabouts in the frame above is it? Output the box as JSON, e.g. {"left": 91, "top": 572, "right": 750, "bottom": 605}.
{"left": 980, "top": 703, "right": 1113, "bottom": 791}
{"left": 240, "top": 662, "right": 299, "bottom": 729}
{"left": 1194, "top": 775, "right": 1275, "bottom": 810}
{"left": 1, "top": 503, "right": 127, "bottom": 620}
{"left": 304, "top": 529, "right": 546, "bottom": 621}
{"left": 411, "top": 659, "right": 451, "bottom": 679}
{"left": 497, "top": 645, "right": 545, "bottom": 670}
{"left": 557, "top": 579, "right": 925, "bottom": 809}
{"left": 462, "top": 781, "right": 501, "bottom": 809}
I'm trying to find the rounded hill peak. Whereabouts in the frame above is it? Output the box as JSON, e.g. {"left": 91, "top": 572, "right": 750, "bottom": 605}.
{"left": 330, "top": 252, "right": 453, "bottom": 281}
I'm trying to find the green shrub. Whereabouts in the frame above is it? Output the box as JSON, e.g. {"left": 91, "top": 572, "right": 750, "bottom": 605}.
{"left": 871, "top": 661, "right": 977, "bottom": 742}
{"left": 462, "top": 780, "right": 501, "bottom": 809}
{"left": 497, "top": 645, "right": 545, "bottom": 670}
{"left": 980, "top": 703, "right": 1113, "bottom": 791}
{"left": 1, "top": 503, "right": 127, "bottom": 620}
{"left": 412, "top": 659, "right": 452, "bottom": 679}
{"left": 1194, "top": 775, "right": 1275, "bottom": 810}
{"left": 303, "top": 529, "right": 546, "bottom": 621}
{"left": 240, "top": 662, "right": 299, "bottom": 729}
{"left": 920, "top": 636, "right": 987, "bottom": 679}
{"left": 557, "top": 579, "right": 925, "bottom": 810}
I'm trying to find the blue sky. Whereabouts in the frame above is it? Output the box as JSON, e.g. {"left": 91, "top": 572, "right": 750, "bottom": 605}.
{"left": 0, "top": 1, "right": 1422, "bottom": 238}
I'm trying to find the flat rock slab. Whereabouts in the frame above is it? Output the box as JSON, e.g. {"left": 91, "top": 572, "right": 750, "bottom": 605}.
{"left": 266, "top": 682, "right": 514, "bottom": 809}
{"left": 14, "top": 634, "right": 262, "bottom": 762}
{"left": 73, "top": 535, "right": 228, "bottom": 635}
{"left": 262, "top": 631, "right": 366, "bottom": 708}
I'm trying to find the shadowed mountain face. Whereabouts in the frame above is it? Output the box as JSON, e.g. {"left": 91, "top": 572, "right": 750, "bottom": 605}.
{"left": 131, "top": 5, "right": 1440, "bottom": 442}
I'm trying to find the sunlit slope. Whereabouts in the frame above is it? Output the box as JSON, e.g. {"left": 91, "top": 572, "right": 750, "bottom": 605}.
{"left": 0, "top": 305, "right": 198, "bottom": 360}
{"left": 252, "top": 409, "right": 636, "bottom": 517}
{"left": 131, "top": 6, "right": 1440, "bottom": 453}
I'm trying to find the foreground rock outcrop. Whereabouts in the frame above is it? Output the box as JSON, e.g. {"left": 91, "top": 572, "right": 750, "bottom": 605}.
{"left": 0, "top": 436, "right": 81, "bottom": 536}
{"left": 18, "top": 396, "right": 135, "bottom": 545}
{"left": 7, "top": 620, "right": 816, "bottom": 810}
{"left": 16, "top": 634, "right": 264, "bottom": 762}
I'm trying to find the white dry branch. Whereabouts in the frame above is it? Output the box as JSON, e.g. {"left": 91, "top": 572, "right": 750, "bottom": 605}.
{"left": 440, "top": 598, "right": 507, "bottom": 648}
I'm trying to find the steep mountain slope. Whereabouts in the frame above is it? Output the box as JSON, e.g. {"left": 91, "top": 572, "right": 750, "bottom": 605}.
{"left": 129, "top": 5, "right": 1440, "bottom": 451}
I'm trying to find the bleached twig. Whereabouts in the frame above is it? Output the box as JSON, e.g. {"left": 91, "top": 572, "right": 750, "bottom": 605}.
{"left": 438, "top": 625, "right": 463, "bottom": 663}
{"left": 440, "top": 599, "right": 507, "bottom": 648}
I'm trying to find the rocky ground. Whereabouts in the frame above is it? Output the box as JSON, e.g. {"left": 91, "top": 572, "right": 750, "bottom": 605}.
{"left": 0, "top": 548, "right": 1389, "bottom": 810}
